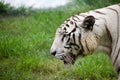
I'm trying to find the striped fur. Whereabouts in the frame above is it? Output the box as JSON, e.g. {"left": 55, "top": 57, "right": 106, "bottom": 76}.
{"left": 50, "top": 4, "right": 120, "bottom": 79}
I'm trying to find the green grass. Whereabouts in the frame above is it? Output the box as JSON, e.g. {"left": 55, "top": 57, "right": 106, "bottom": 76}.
{"left": 0, "top": 0, "right": 120, "bottom": 80}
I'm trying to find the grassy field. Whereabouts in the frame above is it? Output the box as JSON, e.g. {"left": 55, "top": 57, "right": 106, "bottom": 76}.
{"left": 0, "top": 0, "right": 120, "bottom": 80}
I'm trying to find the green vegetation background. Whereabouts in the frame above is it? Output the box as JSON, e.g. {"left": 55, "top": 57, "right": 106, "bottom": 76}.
{"left": 0, "top": 0, "right": 120, "bottom": 80}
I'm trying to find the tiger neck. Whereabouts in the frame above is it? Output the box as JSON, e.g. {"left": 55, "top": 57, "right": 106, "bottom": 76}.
{"left": 93, "top": 18, "right": 112, "bottom": 55}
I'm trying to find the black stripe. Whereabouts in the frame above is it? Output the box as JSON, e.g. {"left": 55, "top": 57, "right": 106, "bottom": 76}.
{"left": 93, "top": 10, "right": 106, "bottom": 15}
{"left": 107, "top": 8, "right": 119, "bottom": 65}
{"left": 72, "top": 18, "right": 78, "bottom": 22}
{"left": 78, "top": 33, "right": 81, "bottom": 46}
{"left": 65, "top": 24, "right": 69, "bottom": 27}
{"left": 71, "top": 28, "right": 76, "bottom": 33}
{"left": 85, "top": 40, "right": 90, "bottom": 52}
{"left": 69, "top": 43, "right": 79, "bottom": 49}
{"left": 73, "top": 33, "right": 76, "bottom": 44}
{"left": 66, "top": 35, "right": 71, "bottom": 44}
{"left": 75, "top": 22, "right": 78, "bottom": 28}
{"left": 78, "top": 33, "right": 84, "bottom": 53}
{"left": 72, "top": 15, "right": 81, "bottom": 21}
{"left": 64, "top": 46, "right": 71, "bottom": 49}
{"left": 67, "top": 22, "right": 77, "bottom": 34}
{"left": 61, "top": 35, "right": 65, "bottom": 42}
{"left": 114, "top": 48, "right": 120, "bottom": 66}
{"left": 79, "top": 33, "right": 81, "bottom": 39}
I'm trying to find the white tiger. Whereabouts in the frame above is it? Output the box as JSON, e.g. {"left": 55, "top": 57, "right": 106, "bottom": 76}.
{"left": 50, "top": 4, "right": 120, "bottom": 79}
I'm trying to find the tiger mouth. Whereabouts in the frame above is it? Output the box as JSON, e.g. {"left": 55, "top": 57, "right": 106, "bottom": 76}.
{"left": 55, "top": 53, "right": 76, "bottom": 66}
{"left": 63, "top": 60, "right": 73, "bottom": 65}
{"left": 62, "top": 54, "right": 76, "bottom": 66}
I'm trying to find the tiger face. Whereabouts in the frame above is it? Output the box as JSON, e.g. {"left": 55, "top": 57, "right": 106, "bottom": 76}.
{"left": 50, "top": 16, "right": 99, "bottom": 66}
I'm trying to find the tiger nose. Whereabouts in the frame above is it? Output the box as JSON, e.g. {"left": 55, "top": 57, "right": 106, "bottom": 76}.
{"left": 51, "top": 51, "right": 56, "bottom": 56}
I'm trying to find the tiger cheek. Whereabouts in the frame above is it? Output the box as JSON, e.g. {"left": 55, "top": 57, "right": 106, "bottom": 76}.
{"left": 85, "top": 33, "right": 98, "bottom": 52}
{"left": 81, "top": 32, "right": 100, "bottom": 55}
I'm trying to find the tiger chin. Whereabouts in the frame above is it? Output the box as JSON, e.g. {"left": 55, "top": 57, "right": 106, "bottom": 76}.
{"left": 50, "top": 4, "right": 120, "bottom": 80}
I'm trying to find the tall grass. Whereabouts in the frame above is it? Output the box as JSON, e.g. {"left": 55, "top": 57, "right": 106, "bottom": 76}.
{"left": 0, "top": 0, "right": 120, "bottom": 80}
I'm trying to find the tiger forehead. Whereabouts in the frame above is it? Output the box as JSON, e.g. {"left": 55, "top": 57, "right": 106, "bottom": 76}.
{"left": 58, "top": 15, "right": 83, "bottom": 34}
{"left": 60, "top": 20, "right": 76, "bottom": 28}
{"left": 60, "top": 21, "right": 75, "bottom": 31}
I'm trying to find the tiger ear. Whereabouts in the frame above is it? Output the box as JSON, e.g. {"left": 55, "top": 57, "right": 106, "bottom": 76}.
{"left": 82, "top": 16, "right": 95, "bottom": 31}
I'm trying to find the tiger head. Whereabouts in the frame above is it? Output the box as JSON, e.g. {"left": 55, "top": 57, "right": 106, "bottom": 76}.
{"left": 50, "top": 16, "right": 99, "bottom": 66}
